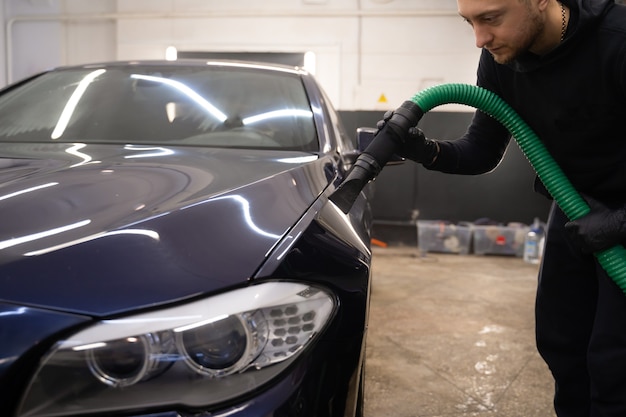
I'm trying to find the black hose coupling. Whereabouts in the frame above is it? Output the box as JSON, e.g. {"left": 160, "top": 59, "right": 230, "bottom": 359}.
{"left": 386, "top": 100, "right": 424, "bottom": 144}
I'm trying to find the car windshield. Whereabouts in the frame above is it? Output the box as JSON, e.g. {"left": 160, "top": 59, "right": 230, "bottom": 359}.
{"left": 0, "top": 63, "right": 319, "bottom": 151}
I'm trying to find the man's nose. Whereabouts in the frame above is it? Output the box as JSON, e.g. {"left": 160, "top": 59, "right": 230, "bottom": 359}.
{"left": 474, "top": 26, "right": 493, "bottom": 49}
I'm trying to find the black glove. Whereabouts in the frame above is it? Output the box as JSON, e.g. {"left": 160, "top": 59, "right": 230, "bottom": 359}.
{"left": 564, "top": 195, "right": 626, "bottom": 253}
{"left": 376, "top": 110, "right": 439, "bottom": 165}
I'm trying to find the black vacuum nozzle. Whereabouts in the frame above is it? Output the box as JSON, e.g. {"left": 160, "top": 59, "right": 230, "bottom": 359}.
{"left": 329, "top": 100, "right": 424, "bottom": 213}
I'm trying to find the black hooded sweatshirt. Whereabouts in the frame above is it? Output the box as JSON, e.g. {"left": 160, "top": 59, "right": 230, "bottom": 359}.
{"left": 428, "top": 0, "right": 626, "bottom": 204}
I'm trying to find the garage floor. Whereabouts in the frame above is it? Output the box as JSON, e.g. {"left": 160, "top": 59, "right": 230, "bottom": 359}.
{"left": 364, "top": 246, "right": 556, "bottom": 417}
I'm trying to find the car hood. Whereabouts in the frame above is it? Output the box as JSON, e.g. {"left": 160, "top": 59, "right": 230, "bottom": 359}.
{"left": 0, "top": 143, "right": 335, "bottom": 316}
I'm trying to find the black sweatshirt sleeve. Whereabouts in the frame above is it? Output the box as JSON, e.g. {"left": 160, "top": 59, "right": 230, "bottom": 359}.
{"left": 425, "top": 108, "right": 511, "bottom": 175}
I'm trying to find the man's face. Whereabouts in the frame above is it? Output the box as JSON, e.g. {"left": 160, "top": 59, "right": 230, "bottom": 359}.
{"left": 457, "top": 0, "right": 545, "bottom": 64}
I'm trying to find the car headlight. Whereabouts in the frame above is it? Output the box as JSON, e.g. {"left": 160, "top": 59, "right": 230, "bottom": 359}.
{"left": 17, "top": 282, "right": 334, "bottom": 417}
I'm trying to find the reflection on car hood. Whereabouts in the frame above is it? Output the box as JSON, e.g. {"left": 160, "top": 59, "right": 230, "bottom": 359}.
{"left": 0, "top": 143, "right": 334, "bottom": 316}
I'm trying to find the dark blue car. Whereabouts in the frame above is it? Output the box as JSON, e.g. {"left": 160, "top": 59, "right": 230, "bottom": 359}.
{"left": 0, "top": 60, "right": 373, "bottom": 417}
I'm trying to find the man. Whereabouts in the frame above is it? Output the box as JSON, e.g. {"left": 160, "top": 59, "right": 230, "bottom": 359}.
{"left": 382, "top": 0, "right": 626, "bottom": 415}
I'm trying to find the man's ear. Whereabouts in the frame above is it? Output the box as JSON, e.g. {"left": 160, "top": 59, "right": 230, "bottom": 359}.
{"left": 536, "top": 0, "right": 551, "bottom": 12}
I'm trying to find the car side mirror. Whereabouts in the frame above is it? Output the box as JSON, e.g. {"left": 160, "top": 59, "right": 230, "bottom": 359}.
{"left": 356, "top": 127, "right": 405, "bottom": 165}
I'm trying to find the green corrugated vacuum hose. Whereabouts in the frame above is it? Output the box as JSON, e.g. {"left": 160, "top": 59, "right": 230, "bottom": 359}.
{"left": 411, "top": 83, "right": 626, "bottom": 293}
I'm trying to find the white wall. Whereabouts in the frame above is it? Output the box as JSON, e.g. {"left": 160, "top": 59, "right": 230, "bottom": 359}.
{"left": 3, "top": 0, "right": 480, "bottom": 111}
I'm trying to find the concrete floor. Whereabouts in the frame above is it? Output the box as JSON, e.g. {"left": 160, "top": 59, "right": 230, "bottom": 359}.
{"left": 364, "top": 246, "right": 556, "bottom": 417}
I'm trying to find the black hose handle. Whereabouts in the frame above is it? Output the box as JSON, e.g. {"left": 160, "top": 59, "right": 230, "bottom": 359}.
{"left": 329, "top": 100, "right": 424, "bottom": 213}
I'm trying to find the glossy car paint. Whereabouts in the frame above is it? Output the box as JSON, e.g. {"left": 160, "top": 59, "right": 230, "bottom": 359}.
{"left": 0, "top": 61, "right": 373, "bottom": 417}
{"left": 0, "top": 145, "right": 335, "bottom": 314}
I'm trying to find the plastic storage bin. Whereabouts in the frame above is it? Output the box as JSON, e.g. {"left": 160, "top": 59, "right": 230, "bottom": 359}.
{"left": 417, "top": 221, "right": 473, "bottom": 255}
{"left": 473, "top": 223, "right": 528, "bottom": 257}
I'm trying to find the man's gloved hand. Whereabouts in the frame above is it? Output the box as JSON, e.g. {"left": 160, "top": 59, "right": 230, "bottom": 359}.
{"left": 564, "top": 195, "right": 626, "bottom": 253}
{"left": 376, "top": 110, "right": 440, "bottom": 166}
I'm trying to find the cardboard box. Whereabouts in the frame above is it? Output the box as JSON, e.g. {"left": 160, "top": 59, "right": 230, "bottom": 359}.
{"left": 417, "top": 221, "right": 472, "bottom": 255}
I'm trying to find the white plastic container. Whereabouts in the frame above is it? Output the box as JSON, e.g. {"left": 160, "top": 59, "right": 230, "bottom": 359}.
{"left": 523, "top": 218, "right": 545, "bottom": 264}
